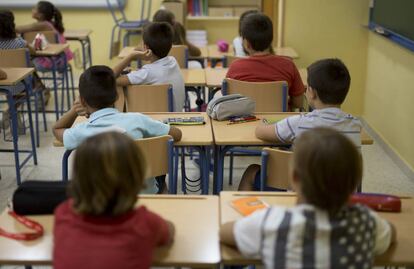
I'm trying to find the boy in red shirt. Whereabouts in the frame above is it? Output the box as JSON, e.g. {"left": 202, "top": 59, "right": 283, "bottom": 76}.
{"left": 226, "top": 13, "right": 304, "bottom": 110}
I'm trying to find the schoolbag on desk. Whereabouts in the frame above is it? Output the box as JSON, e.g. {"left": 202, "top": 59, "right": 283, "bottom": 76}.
{"left": 207, "top": 94, "right": 255, "bottom": 121}
{"left": 13, "top": 180, "right": 68, "bottom": 215}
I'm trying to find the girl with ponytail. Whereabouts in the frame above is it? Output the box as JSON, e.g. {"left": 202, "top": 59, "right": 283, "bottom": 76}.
{"left": 16, "top": 1, "right": 73, "bottom": 70}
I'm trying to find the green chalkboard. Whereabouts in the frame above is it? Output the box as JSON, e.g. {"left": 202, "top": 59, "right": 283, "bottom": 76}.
{"left": 371, "top": 0, "right": 414, "bottom": 41}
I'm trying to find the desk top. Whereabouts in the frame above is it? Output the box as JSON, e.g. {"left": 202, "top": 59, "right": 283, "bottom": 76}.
{"left": 220, "top": 191, "right": 414, "bottom": 266}
{"left": 205, "top": 67, "right": 228, "bottom": 88}
{"left": 212, "top": 112, "right": 373, "bottom": 145}
{"left": 273, "top": 47, "right": 299, "bottom": 59}
{"left": 32, "top": 44, "right": 69, "bottom": 56}
{"left": 207, "top": 44, "right": 232, "bottom": 60}
{"left": 181, "top": 69, "right": 206, "bottom": 86}
{"left": 64, "top": 29, "right": 92, "bottom": 40}
{"left": 53, "top": 112, "right": 213, "bottom": 147}
{"left": 0, "top": 68, "right": 34, "bottom": 86}
{"left": 0, "top": 195, "right": 220, "bottom": 267}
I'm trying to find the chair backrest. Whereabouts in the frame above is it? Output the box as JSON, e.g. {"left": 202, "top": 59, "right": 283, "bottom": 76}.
{"left": 261, "top": 147, "right": 293, "bottom": 190}
{"left": 135, "top": 135, "right": 173, "bottom": 178}
{"left": 22, "top": 31, "right": 58, "bottom": 44}
{"left": 126, "top": 84, "right": 173, "bottom": 112}
{"left": 0, "top": 48, "right": 30, "bottom": 67}
{"left": 225, "top": 55, "right": 243, "bottom": 68}
{"left": 222, "top": 78, "right": 288, "bottom": 112}
{"left": 114, "top": 86, "right": 126, "bottom": 112}
{"left": 169, "top": 45, "right": 188, "bottom": 68}
{"left": 106, "top": 0, "right": 127, "bottom": 24}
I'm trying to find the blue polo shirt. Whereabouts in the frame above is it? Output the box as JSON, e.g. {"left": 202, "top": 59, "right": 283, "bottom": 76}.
{"left": 63, "top": 108, "right": 170, "bottom": 194}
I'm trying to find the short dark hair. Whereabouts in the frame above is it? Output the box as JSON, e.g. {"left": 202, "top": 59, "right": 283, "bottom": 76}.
{"left": 238, "top": 9, "right": 258, "bottom": 36}
{"left": 307, "top": 58, "right": 351, "bottom": 105}
{"left": 153, "top": 9, "right": 175, "bottom": 26}
{"left": 143, "top": 22, "right": 173, "bottom": 59}
{"left": 79, "top": 65, "right": 117, "bottom": 109}
{"left": 241, "top": 13, "right": 273, "bottom": 52}
{"left": 293, "top": 127, "right": 362, "bottom": 215}
{"left": 0, "top": 10, "right": 16, "bottom": 39}
{"left": 70, "top": 132, "right": 145, "bottom": 216}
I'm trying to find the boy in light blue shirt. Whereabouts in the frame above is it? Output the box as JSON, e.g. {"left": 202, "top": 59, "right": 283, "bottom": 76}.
{"left": 53, "top": 65, "right": 182, "bottom": 193}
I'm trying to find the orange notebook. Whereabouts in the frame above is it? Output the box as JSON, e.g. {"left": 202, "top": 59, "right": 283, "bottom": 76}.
{"left": 231, "top": 197, "right": 269, "bottom": 216}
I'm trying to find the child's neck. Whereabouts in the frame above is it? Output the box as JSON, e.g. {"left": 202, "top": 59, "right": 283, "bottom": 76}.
{"left": 312, "top": 101, "right": 341, "bottom": 110}
{"left": 148, "top": 55, "right": 161, "bottom": 63}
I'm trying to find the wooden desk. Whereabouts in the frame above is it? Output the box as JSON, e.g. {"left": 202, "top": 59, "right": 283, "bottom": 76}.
{"left": 0, "top": 68, "right": 34, "bottom": 86}
{"left": 273, "top": 47, "right": 299, "bottom": 59}
{"left": 32, "top": 44, "right": 69, "bottom": 57}
{"left": 207, "top": 44, "right": 232, "bottom": 60}
{"left": 205, "top": 67, "right": 228, "bottom": 88}
{"left": 181, "top": 69, "right": 206, "bottom": 87}
{"left": 0, "top": 195, "right": 220, "bottom": 267}
{"left": 64, "top": 29, "right": 92, "bottom": 41}
{"left": 220, "top": 191, "right": 414, "bottom": 267}
{"left": 65, "top": 29, "right": 92, "bottom": 70}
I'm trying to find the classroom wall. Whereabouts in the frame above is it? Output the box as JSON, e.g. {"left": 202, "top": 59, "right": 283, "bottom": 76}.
{"left": 363, "top": 32, "right": 414, "bottom": 172}
{"left": 11, "top": 0, "right": 163, "bottom": 74}
{"left": 282, "top": 0, "right": 370, "bottom": 115}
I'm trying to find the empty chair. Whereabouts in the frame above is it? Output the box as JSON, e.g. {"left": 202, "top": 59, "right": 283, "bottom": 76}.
{"left": 260, "top": 147, "right": 293, "bottom": 191}
{"left": 126, "top": 84, "right": 173, "bottom": 112}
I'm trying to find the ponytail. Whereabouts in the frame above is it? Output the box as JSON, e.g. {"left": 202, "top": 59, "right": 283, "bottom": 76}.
{"left": 37, "top": 1, "right": 65, "bottom": 33}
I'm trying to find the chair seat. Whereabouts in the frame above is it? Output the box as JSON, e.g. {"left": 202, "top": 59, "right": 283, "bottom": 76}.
{"left": 119, "top": 20, "right": 148, "bottom": 29}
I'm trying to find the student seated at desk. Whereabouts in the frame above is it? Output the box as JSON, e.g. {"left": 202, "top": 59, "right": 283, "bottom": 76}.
{"left": 233, "top": 9, "right": 258, "bottom": 57}
{"left": 221, "top": 128, "right": 396, "bottom": 269}
{"left": 226, "top": 13, "right": 304, "bottom": 110}
{"left": 54, "top": 132, "right": 175, "bottom": 269}
{"left": 52, "top": 65, "right": 182, "bottom": 193}
{"left": 16, "top": 1, "right": 73, "bottom": 70}
{"left": 113, "top": 22, "right": 185, "bottom": 112}
{"left": 153, "top": 9, "right": 202, "bottom": 58}
{"left": 239, "top": 58, "right": 362, "bottom": 191}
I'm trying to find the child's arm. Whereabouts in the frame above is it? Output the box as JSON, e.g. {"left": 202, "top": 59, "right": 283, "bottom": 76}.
{"left": 0, "top": 69, "right": 7, "bottom": 80}
{"left": 255, "top": 123, "right": 281, "bottom": 143}
{"left": 220, "top": 221, "right": 237, "bottom": 247}
{"left": 53, "top": 99, "right": 86, "bottom": 142}
{"left": 290, "top": 95, "right": 304, "bottom": 111}
{"left": 16, "top": 22, "right": 50, "bottom": 33}
{"left": 112, "top": 49, "right": 152, "bottom": 77}
{"left": 168, "top": 126, "right": 182, "bottom": 142}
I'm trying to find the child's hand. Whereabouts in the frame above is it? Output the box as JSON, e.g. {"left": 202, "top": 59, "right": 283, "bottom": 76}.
{"left": 73, "top": 98, "right": 89, "bottom": 118}
{"left": 129, "top": 48, "right": 153, "bottom": 61}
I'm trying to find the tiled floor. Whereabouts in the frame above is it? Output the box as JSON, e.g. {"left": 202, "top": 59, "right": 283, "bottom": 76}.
{"left": 1, "top": 111, "right": 414, "bottom": 269}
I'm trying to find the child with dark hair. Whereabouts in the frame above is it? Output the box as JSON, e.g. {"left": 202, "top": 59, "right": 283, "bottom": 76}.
{"left": 53, "top": 65, "right": 182, "bottom": 193}
{"left": 239, "top": 58, "right": 362, "bottom": 191}
{"left": 16, "top": 1, "right": 73, "bottom": 70}
{"left": 226, "top": 13, "right": 304, "bottom": 110}
{"left": 153, "top": 9, "right": 201, "bottom": 57}
{"left": 53, "top": 132, "right": 175, "bottom": 269}
{"left": 233, "top": 9, "right": 258, "bottom": 57}
{"left": 221, "top": 127, "right": 395, "bottom": 269}
{"left": 113, "top": 22, "right": 185, "bottom": 112}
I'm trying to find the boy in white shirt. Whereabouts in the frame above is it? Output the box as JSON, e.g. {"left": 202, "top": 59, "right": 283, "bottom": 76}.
{"left": 239, "top": 58, "right": 362, "bottom": 191}
{"left": 221, "top": 128, "right": 395, "bottom": 269}
{"left": 113, "top": 22, "right": 185, "bottom": 112}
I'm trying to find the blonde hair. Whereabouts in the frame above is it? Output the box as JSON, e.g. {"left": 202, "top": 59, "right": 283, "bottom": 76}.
{"left": 70, "top": 132, "right": 145, "bottom": 216}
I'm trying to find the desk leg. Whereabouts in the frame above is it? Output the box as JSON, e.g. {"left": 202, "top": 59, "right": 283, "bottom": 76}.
{"left": 87, "top": 37, "right": 92, "bottom": 68}
{"left": 201, "top": 146, "right": 211, "bottom": 195}
{"left": 214, "top": 145, "right": 232, "bottom": 194}
{"left": 23, "top": 78, "right": 37, "bottom": 166}
{"left": 81, "top": 40, "right": 87, "bottom": 71}
{"left": 62, "top": 150, "right": 73, "bottom": 181}
{"left": 51, "top": 59, "right": 59, "bottom": 120}
{"left": 213, "top": 145, "right": 219, "bottom": 194}
{"left": 6, "top": 90, "right": 21, "bottom": 185}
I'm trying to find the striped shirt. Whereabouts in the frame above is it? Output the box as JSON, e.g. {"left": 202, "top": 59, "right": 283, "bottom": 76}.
{"left": 275, "top": 107, "right": 362, "bottom": 148}
{"left": 234, "top": 204, "right": 392, "bottom": 269}
{"left": 0, "top": 37, "right": 27, "bottom": 50}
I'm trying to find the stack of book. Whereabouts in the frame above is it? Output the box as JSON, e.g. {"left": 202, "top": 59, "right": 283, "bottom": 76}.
{"left": 187, "top": 30, "right": 208, "bottom": 47}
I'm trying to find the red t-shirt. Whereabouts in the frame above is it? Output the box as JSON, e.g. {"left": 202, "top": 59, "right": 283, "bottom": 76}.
{"left": 226, "top": 54, "right": 305, "bottom": 97}
{"left": 53, "top": 200, "right": 170, "bottom": 269}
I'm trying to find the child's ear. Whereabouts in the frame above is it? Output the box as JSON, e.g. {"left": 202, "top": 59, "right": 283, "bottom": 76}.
{"left": 307, "top": 86, "right": 318, "bottom": 100}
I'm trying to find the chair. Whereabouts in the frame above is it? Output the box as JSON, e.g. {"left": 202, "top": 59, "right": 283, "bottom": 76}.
{"left": 222, "top": 78, "right": 288, "bottom": 112}
{"left": 0, "top": 48, "right": 47, "bottom": 147}
{"left": 222, "top": 78, "right": 289, "bottom": 185}
{"left": 23, "top": 31, "right": 75, "bottom": 118}
{"left": 260, "top": 147, "right": 293, "bottom": 191}
{"left": 126, "top": 84, "right": 173, "bottom": 112}
{"left": 106, "top": 0, "right": 151, "bottom": 58}
{"left": 169, "top": 45, "right": 189, "bottom": 68}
